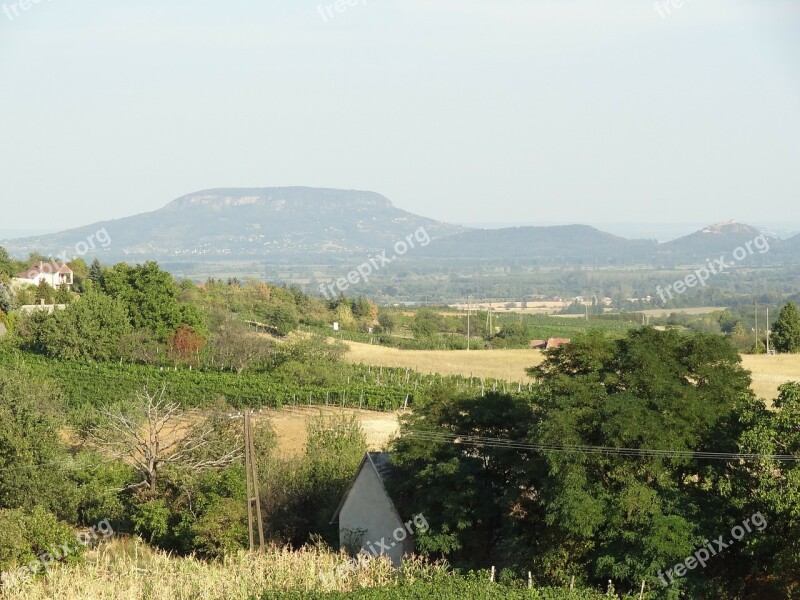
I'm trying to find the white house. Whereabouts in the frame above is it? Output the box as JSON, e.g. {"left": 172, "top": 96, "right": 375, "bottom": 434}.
{"left": 330, "top": 452, "right": 414, "bottom": 567}
{"left": 13, "top": 261, "right": 73, "bottom": 289}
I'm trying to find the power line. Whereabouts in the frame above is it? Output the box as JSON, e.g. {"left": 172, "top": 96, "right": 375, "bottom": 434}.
{"left": 403, "top": 430, "right": 800, "bottom": 462}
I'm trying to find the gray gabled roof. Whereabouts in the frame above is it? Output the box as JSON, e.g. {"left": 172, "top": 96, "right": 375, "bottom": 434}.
{"left": 330, "top": 452, "right": 403, "bottom": 525}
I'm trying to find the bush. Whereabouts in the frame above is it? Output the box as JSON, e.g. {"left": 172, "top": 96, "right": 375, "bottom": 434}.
{"left": 0, "top": 506, "right": 84, "bottom": 574}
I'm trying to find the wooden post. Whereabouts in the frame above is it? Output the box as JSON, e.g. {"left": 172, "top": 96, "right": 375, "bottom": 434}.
{"left": 570, "top": 575, "right": 575, "bottom": 590}
{"left": 528, "top": 571, "right": 532, "bottom": 589}
{"left": 244, "top": 409, "right": 254, "bottom": 552}
{"left": 490, "top": 566, "right": 495, "bottom": 583}
{"left": 244, "top": 408, "right": 265, "bottom": 551}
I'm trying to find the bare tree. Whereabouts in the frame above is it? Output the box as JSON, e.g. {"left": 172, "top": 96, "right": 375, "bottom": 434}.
{"left": 90, "top": 385, "right": 242, "bottom": 493}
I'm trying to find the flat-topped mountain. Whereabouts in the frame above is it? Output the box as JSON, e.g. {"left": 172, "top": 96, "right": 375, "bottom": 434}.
{"left": 1, "top": 187, "right": 465, "bottom": 261}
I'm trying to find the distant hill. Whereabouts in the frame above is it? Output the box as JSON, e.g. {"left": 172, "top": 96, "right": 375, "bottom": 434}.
{"left": 657, "top": 220, "right": 776, "bottom": 264}
{"left": 1, "top": 188, "right": 465, "bottom": 262}
{"left": 417, "top": 225, "right": 658, "bottom": 265}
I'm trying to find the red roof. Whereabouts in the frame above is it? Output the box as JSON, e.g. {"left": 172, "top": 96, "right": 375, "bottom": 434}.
{"left": 530, "top": 337, "right": 571, "bottom": 350}
{"left": 15, "top": 261, "right": 73, "bottom": 279}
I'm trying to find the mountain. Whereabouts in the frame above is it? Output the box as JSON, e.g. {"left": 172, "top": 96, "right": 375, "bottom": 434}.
{"left": 416, "top": 225, "right": 658, "bottom": 265}
{"left": 657, "top": 220, "right": 775, "bottom": 264}
{"left": 3, "top": 190, "right": 797, "bottom": 268}
{"left": 1, "top": 188, "right": 465, "bottom": 262}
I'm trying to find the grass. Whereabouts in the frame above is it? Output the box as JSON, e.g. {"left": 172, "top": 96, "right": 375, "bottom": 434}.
{"left": 4, "top": 539, "right": 624, "bottom": 600}
{"left": 2, "top": 539, "right": 402, "bottom": 599}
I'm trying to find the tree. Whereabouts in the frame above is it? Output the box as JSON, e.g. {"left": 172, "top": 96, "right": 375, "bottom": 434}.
{"left": 168, "top": 325, "right": 205, "bottom": 366}
{"left": 35, "top": 280, "right": 55, "bottom": 305}
{"left": 377, "top": 311, "right": 396, "bottom": 333}
{"left": 0, "top": 247, "right": 16, "bottom": 278}
{"left": 258, "top": 304, "right": 299, "bottom": 337}
{"left": 528, "top": 328, "right": 754, "bottom": 593}
{"left": 54, "top": 284, "right": 71, "bottom": 305}
{"left": 390, "top": 392, "right": 536, "bottom": 566}
{"left": 412, "top": 308, "right": 444, "bottom": 339}
{"left": 737, "top": 382, "right": 800, "bottom": 597}
{"left": 333, "top": 302, "right": 355, "bottom": 329}
{"left": 771, "top": 302, "right": 800, "bottom": 353}
{"left": 101, "top": 262, "right": 204, "bottom": 340}
{"left": 88, "top": 259, "right": 104, "bottom": 284}
{"left": 27, "top": 288, "right": 132, "bottom": 361}
{"left": 208, "top": 315, "right": 274, "bottom": 374}
{"left": 0, "top": 369, "right": 78, "bottom": 519}
{"left": 89, "top": 386, "right": 242, "bottom": 494}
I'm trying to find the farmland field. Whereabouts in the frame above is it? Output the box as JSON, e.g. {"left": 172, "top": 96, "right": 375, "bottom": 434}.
{"left": 342, "top": 340, "right": 543, "bottom": 382}
{"left": 344, "top": 341, "right": 800, "bottom": 402}
{"left": 265, "top": 406, "right": 402, "bottom": 455}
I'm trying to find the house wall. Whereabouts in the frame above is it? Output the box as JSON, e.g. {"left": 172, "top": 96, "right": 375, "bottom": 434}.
{"left": 13, "top": 272, "right": 70, "bottom": 288}
{"left": 338, "top": 464, "right": 411, "bottom": 567}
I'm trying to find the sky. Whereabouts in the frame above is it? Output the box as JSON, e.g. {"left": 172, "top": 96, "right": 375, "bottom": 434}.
{"left": 0, "top": 0, "right": 799, "bottom": 234}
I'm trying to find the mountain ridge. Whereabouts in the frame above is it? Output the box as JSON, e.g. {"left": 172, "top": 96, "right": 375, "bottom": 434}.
{"left": 2, "top": 189, "right": 797, "bottom": 267}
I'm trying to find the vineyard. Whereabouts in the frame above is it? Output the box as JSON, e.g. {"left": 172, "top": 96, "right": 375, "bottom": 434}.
{"left": 0, "top": 347, "right": 534, "bottom": 414}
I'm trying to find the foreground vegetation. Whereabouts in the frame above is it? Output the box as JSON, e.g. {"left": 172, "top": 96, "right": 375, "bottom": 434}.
{"left": 4, "top": 540, "right": 630, "bottom": 600}
{"left": 2, "top": 251, "right": 800, "bottom": 598}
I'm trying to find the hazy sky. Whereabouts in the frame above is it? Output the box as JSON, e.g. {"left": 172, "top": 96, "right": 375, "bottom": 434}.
{"left": 1, "top": 0, "right": 799, "bottom": 232}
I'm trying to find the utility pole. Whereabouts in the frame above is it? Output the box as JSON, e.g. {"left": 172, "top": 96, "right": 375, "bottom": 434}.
{"left": 754, "top": 301, "right": 758, "bottom": 352}
{"left": 766, "top": 307, "right": 770, "bottom": 354}
{"left": 467, "top": 295, "right": 471, "bottom": 351}
{"left": 243, "top": 408, "right": 265, "bottom": 551}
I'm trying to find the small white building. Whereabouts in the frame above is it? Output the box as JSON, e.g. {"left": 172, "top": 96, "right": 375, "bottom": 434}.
{"left": 13, "top": 261, "right": 73, "bottom": 289}
{"left": 331, "top": 452, "right": 414, "bottom": 567}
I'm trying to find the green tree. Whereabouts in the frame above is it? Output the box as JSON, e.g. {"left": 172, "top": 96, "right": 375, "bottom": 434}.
{"left": 412, "top": 309, "right": 444, "bottom": 339}
{"left": 258, "top": 304, "right": 299, "bottom": 337}
{"left": 101, "top": 262, "right": 205, "bottom": 340}
{"left": 528, "top": 328, "right": 754, "bottom": 594}
{"left": 771, "top": 302, "right": 800, "bottom": 353}
{"left": 54, "top": 284, "right": 72, "bottom": 304}
{"left": 377, "top": 311, "right": 396, "bottom": 333}
{"left": 738, "top": 382, "right": 800, "bottom": 597}
{"left": 35, "top": 280, "right": 55, "bottom": 305}
{"left": 30, "top": 288, "right": 132, "bottom": 361}
{"left": 0, "top": 247, "right": 15, "bottom": 278}
{"left": 88, "top": 259, "right": 104, "bottom": 284}
{"left": 390, "top": 391, "right": 536, "bottom": 566}
{"left": 0, "top": 370, "right": 78, "bottom": 520}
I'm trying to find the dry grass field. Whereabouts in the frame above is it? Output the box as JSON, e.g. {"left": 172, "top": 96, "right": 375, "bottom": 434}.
{"left": 5, "top": 539, "right": 414, "bottom": 600}
{"left": 741, "top": 354, "right": 800, "bottom": 403}
{"left": 262, "top": 406, "right": 403, "bottom": 456}
{"left": 343, "top": 341, "right": 800, "bottom": 403}
{"left": 342, "top": 341, "right": 542, "bottom": 382}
